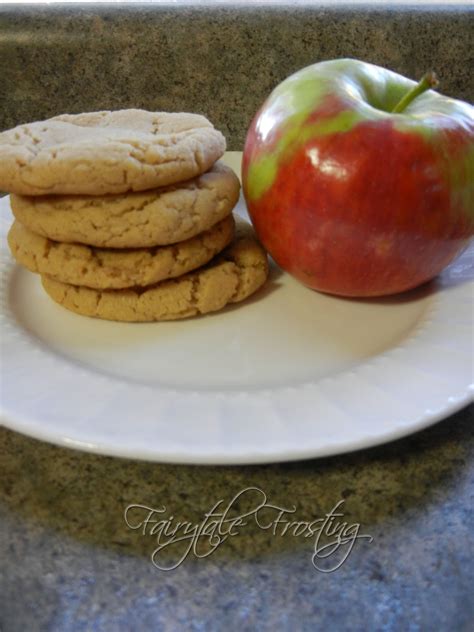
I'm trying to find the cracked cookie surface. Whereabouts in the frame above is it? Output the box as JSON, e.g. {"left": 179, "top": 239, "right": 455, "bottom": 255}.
{"left": 8, "top": 215, "right": 235, "bottom": 290}
{"left": 10, "top": 162, "right": 240, "bottom": 248}
{"left": 0, "top": 109, "right": 226, "bottom": 195}
{"left": 41, "top": 220, "right": 269, "bottom": 321}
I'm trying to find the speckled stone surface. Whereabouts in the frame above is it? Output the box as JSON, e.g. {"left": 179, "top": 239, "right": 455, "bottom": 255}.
{"left": 0, "top": 4, "right": 473, "bottom": 631}
{"left": 1, "top": 407, "right": 473, "bottom": 631}
{"left": 0, "top": 4, "right": 473, "bottom": 147}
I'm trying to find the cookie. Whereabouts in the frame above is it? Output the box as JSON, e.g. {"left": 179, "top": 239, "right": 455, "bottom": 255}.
{"left": 0, "top": 109, "right": 226, "bottom": 195}
{"left": 10, "top": 162, "right": 240, "bottom": 248}
{"left": 8, "top": 215, "right": 235, "bottom": 290}
{"left": 41, "top": 221, "right": 269, "bottom": 321}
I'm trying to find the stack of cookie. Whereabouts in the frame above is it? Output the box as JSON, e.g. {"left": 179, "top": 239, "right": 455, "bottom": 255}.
{"left": 0, "top": 109, "right": 268, "bottom": 321}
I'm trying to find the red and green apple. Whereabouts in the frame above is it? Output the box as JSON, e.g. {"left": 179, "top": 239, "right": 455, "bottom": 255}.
{"left": 242, "top": 59, "right": 474, "bottom": 297}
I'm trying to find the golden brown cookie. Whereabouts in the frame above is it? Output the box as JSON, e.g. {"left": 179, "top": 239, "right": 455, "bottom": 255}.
{"left": 8, "top": 215, "right": 235, "bottom": 290}
{"left": 0, "top": 109, "right": 226, "bottom": 195}
{"left": 10, "top": 162, "right": 240, "bottom": 248}
{"left": 41, "top": 221, "right": 269, "bottom": 321}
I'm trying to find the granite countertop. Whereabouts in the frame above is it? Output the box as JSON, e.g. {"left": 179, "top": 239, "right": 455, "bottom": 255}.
{"left": 0, "top": 3, "right": 473, "bottom": 631}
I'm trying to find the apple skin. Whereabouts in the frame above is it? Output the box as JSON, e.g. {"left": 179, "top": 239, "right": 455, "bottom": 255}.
{"left": 242, "top": 59, "right": 474, "bottom": 297}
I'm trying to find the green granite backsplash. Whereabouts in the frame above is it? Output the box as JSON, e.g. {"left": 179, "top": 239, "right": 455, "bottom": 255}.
{"left": 0, "top": 4, "right": 473, "bottom": 147}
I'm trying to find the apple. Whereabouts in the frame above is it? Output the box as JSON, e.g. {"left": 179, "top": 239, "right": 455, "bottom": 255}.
{"left": 242, "top": 59, "right": 474, "bottom": 297}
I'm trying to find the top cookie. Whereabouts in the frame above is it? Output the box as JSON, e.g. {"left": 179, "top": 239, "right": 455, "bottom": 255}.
{"left": 0, "top": 109, "right": 226, "bottom": 196}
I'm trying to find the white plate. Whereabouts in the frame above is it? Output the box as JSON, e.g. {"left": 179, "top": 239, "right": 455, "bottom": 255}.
{"left": 0, "top": 152, "right": 473, "bottom": 464}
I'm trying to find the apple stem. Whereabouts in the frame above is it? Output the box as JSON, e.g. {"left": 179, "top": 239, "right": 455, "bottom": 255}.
{"left": 392, "top": 71, "right": 439, "bottom": 114}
